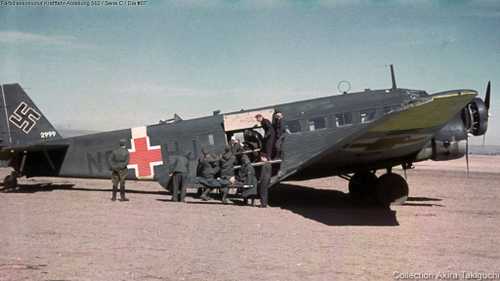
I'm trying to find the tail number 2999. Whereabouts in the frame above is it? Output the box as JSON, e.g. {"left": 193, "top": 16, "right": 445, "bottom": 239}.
{"left": 40, "top": 131, "right": 57, "bottom": 139}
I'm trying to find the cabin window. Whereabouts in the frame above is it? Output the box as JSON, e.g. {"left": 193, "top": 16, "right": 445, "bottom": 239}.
{"left": 285, "top": 120, "right": 301, "bottom": 133}
{"left": 335, "top": 112, "right": 353, "bottom": 127}
{"left": 208, "top": 134, "right": 215, "bottom": 145}
{"left": 360, "top": 109, "right": 376, "bottom": 123}
{"left": 308, "top": 117, "right": 326, "bottom": 131}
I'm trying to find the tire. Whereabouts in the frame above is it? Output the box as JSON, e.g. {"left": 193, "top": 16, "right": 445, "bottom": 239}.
{"left": 348, "top": 171, "right": 378, "bottom": 201}
{"left": 3, "top": 174, "right": 18, "bottom": 190}
{"left": 375, "top": 173, "right": 409, "bottom": 207}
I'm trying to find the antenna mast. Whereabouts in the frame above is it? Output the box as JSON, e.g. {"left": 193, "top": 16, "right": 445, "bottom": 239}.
{"left": 390, "top": 64, "right": 397, "bottom": 90}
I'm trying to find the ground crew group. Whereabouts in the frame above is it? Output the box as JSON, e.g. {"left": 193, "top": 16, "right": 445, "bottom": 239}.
{"left": 107, "top": 111, "right": 286, "bottom": 208}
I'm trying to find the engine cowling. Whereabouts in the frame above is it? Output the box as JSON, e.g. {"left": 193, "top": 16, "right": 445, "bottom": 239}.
{"left": 415, "top": 114, "right": 467, "bottom": 161}
{"left": 462, "top": 97, "right": 488, "bottom": 136}
{"left": 431, "top": 138, "right": 467, "bottom": 161}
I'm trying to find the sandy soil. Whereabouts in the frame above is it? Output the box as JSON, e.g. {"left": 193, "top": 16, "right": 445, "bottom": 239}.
{"left": 1, "top": 155, "right": 499, "bottom": 281}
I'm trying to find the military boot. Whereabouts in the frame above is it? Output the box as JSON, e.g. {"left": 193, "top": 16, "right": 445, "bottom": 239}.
{"left": 200, "top": 188, "right": 211, "bottom": 201}
{"left": 221, "top": 187, "right": 229, "bottom": 204}
{"left": 111, "top": 186, "right": 117, "bottom": 201}
{"left": 119, "top": 190, "right": 129, "bottom": 201}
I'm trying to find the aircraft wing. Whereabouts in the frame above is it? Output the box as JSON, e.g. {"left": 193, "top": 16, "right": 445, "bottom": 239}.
{"left": 0, "top": 142, "right": 69, "bottom": 177}
{"left": 2, "top": 143, "right": 69, "bottom": 152}
{"left": 280, "top": 90, "right": 477, "bottom": 181}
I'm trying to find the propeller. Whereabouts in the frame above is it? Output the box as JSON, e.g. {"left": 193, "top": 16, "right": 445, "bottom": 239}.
{"left": 485, "top": 81, "right": 491, "bottom": 109}
{"left": 466, "top": 136, "right": 470, "bottom": 177}
{"left": 482, "top": 81, "right": 491, "bottom": 146}
{"left": 466, "top": 81, "right": 491, "bottom": 176}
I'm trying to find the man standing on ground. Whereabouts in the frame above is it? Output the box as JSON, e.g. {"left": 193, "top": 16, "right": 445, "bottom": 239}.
{"left": 109, "top": 139, "right": 130, "bottom": 202}
{"left": 219, "top": 146, "right": 236, "bottom": 204}
{"left": 169, "top": 151, "right": 191, "bottom": 202}
{"left": 197, "top": 147, "right": 220, "bottom": 201}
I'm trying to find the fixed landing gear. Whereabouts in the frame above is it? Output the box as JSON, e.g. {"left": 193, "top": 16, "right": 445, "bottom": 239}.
{"left": 375, "top": 173, "right": 408, "bottom": 206}
{"left": 348, "top": 171, "right": 377, "bottom": 202}
{"left": 348, "top": 169, "right": 409, "bottom": 206}
{"left": 2, "top": 171, "right": 18, "bottom": 191}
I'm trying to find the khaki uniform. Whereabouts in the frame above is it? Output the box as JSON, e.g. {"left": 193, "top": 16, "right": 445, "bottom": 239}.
{"left": 109, "top": 145, "right": 129, "bottom": 201}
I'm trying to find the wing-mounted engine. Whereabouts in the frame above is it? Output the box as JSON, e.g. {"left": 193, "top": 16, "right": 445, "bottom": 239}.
{"left": 462, "top": 97, "right": 488, "bottom": 136}
{"left": 418, "top": 114, "right": 468, "bottom": 161}
{"left": 416, "top": 82, "right": 491, "bottom": 162}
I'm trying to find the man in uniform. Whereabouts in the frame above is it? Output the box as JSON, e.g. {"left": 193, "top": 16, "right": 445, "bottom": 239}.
{"left": 272, "top": 111, "right": 285, "bottom": 159}
{"left": 238, "top": 154, "right": 258, "bottom": 205}
{"left": 243, "top": 129, "right": 262, "bottom": 151}
{"left": 169, "top": 151, "right": 191, "bottom": 202}
{"left": 197, "top": 147, "right": 220, "bottom": 201}
{"left": 255, "top": 114, "right": 275, "bottom": 161}
{"left": 219, "top": 145, "right": 236, "bottom": 204}
{"left": 109, "top": 139, "right": 130, "bottom": 201}
{"left": 230, "top": 136, "right": 243, "bottom": 154}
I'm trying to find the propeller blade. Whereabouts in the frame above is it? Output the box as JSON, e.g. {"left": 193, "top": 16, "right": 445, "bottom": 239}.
{"left": 465, "top": 136, "right": 470, "bottom": 177}
{"left": 485, "top": 81, "right": 491, "bottom": 110}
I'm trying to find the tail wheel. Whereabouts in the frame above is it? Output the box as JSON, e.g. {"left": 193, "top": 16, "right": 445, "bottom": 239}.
{"left": 348, "top": 171, "right": 378, "bottom": 201}
{"left": 3, "top": 174, "right": 18, "bottom": 191}
{"left": 375, "top": 173, "right": 409, "bottom": 206}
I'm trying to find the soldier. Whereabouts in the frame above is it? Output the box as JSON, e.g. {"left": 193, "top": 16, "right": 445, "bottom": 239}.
{"left": 197, "top": 147, "right": 220, "bottom": 201}
{"left": 230, "top": 136, "right": 243, "bottom": 164}
{"left": 169, "top": 151, "right": 191, "bottom": 202}
{"left": 230, "top": 136, "right": 243, "bottom": 154}
{"left": 272, "top": 111, "right": 285, "bottom": 159}
{"left": 258, "top": 163, "right": 272, "bottom": 208}
{"left": 219, "top": 145, "right": 236, "bottom": 204}
{"left": 109, "top": 139, "right": 130, "bottom": 202}
{"left": 255, "top": 114, "right": 275, "bottom": 161}
{"left": 238, "top": 154, "right": 258, "bottom": 204}
{"left": 243, "top": 129, "right": 262, "bottom": 151}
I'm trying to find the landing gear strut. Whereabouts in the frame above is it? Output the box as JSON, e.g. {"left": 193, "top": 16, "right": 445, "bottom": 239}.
{"left": 348, "top": 171, "right": 377, "bottom": 202}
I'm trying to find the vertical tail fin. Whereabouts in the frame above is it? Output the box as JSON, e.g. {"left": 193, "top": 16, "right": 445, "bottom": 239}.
{"left": 0, "top": 83, "right": 61, "bottom": 146}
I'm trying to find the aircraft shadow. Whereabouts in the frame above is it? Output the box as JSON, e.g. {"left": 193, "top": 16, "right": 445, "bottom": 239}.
{"left": 0, "top": 183, "right": 169, "bottom": 196}
{"left": 268, "top": 183, "right": 400, "bottom": 226}
{"left": 402, "top": 196, "right": 444, "bottom": 207}
{"left": 406, "top": 196, "right": 442, "bottom": 202}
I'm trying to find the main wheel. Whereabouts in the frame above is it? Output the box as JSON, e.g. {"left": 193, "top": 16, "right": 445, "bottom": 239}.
{"left": 375, "top": 173, "right": 409, "bottom": 206}
{"left": 348, "top": 171, "right": 378, "bottom": 201}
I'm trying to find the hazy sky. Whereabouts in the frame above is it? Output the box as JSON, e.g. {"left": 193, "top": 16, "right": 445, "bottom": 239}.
{"left": 0, "top": 0, "right": 499, "bottom": 144}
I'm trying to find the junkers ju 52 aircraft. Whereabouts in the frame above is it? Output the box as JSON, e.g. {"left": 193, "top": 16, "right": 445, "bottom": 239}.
{"left": 0, "top": 66, "right": 492, "bottom": 205}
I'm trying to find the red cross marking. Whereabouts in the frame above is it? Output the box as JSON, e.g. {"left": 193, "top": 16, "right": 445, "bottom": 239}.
{"left": 127, "top": 131, "right": 163, "bottom": 179}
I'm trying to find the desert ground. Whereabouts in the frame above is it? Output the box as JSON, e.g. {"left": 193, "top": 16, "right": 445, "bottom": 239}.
{"left": 1, "top": 156, "right": 499, "bottom": 281}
